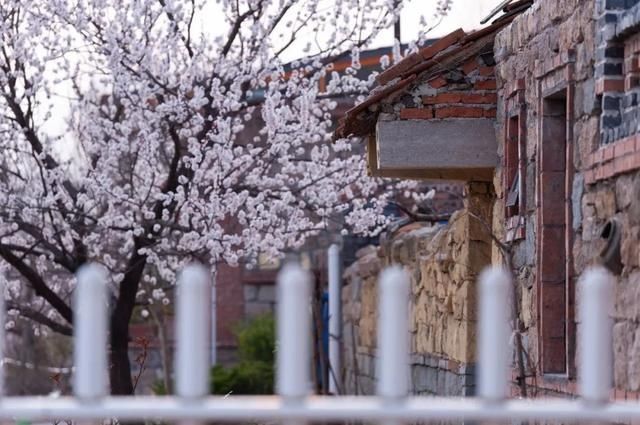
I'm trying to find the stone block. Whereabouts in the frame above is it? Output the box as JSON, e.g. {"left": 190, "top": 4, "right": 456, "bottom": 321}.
{"left": 593, "top": 188, "right": 616, "bottom": 220}
{"left": 621, "top": 227, "right": 640, "bottom": 268}
{"left": 572, "top": 173, "right": 585, "bottom": 230}
{"left": 613, "top": 321, "right": 634, "bottom": 388}
{"left": 412, "top": 365, "right": 438, "bottom": 393}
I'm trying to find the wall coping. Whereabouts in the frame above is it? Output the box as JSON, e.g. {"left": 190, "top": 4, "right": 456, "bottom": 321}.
{"left": 585, "top": 134, "right": 640, "bottom": 184}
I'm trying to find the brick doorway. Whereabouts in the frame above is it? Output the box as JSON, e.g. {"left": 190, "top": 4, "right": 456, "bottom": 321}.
{"left": 538, "top": 89, "right": 571, "bottom": 375}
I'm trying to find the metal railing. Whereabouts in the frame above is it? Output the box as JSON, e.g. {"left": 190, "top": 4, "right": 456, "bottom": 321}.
{"left": 0, "top": 262, "right": 629, "bottom": 423}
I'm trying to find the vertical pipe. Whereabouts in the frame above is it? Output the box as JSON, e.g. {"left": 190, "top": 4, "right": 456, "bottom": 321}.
{"left": 276, "top": 263, "right": 312, "bottom": 398}
{"left": 377, "top": 267, "right": 410, "bottom": 399}
{"left": 579, "top": 267, "right": 614, "bottom": 403}
{"left": 175, "top": 264, "right": 211, "bottom": 398}
{"left": 211, "top": 268, "right": 217, "bottom": 367}
{"left": 73, "top": 264, "right": 109, "bottom": 399}
{"left": 478, "top": 267, "right": 511, "bottom": 401}
{"left": 328, "top": 244, "right": 341, "bottom": 395}
{"left": 0, "top": 276, "right": 5, "bottom": 396}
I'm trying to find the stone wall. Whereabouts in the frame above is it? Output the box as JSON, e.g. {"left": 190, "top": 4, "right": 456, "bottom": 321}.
{"left": 494, "top": 0, "right": 640, "bottom": 397}
{"left": 341, "top": 184, "right": 492, "bottom": 396}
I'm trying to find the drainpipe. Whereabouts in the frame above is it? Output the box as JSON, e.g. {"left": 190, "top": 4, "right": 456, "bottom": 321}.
{"left": 211, "top": 267, "right": 217, "bottom": 366}
{"left": 328, "top": 244, "right": 342, "bottom": 394}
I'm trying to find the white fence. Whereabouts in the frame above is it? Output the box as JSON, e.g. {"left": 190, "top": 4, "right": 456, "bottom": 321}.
{"left": 0, "top": 262, "right": 630, "bottom": 423}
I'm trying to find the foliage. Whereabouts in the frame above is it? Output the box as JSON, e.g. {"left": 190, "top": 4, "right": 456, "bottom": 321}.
{"left": 152, "top": 314, "right": 276, "bottom": 395}
{"left": 212, "top": 314, "right": 275, "bottom": 395}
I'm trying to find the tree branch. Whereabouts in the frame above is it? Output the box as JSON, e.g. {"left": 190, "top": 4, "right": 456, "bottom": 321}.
{"left": 0, "top": 245, "right": 73, "bottom": 324}
{"left": 6, "top": 301, "right": 73, "bottom": 337}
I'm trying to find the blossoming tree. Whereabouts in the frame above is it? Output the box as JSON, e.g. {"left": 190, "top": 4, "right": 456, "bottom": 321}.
{"left": 0, "top": 0, "right": 451, "bottom": 394}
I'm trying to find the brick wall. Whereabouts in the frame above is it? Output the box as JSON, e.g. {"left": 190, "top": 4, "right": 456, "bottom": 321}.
{"left": 495, "top": 0, "right": 640, "bottom": 397}
{"left": 386, "top": 54, "right": 498, "bottom": 122}
{"left": 341, "top": 183, "right": 492, "bottom": 396}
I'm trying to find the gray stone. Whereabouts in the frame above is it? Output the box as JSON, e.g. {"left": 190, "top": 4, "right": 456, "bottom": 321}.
{"left": 628, "top": 327, "right": 640, "bottom": 391}
{"left": 458, "top": 363, "right": 476, "bottom": 376}
{"left": 572, "top": 173, "right": 585, "bottom": 230}
{"left": 410, "top": 353, "right": 425, "bottom": 365}
{"left": 613, "top": 321, "right": 634, "bottom": 389}
{"left": 444, "top": 371, "right": 461, "bottom": 396}
{"left": 581, "top": 78, "right": 597, "bottom": 115}
{"left": 525, "top": 218, "right": 536, "bottom": 267}
{"left": 437, "top": 368, "right": 446, "bottom": 393}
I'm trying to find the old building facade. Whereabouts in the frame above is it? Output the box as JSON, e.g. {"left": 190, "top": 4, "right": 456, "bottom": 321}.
{"left": 337, "top": 0, "right": 640, "bottom": 398}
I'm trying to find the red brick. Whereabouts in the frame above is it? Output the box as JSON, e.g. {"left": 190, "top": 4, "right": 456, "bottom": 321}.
{"left": 483, "top": 108, "right": 497, "bottom": 118}
{"left": 614, "top": 135, "right": 636, "bottom": 157}
{"left": 428, "top": 76, "right": 448, "bottom": 88}
{"left": 540, "top": 227, "right": 567, "bottom": 281}
{"left": 596, "top": 78, "right": 625, "bottom": 94}
{"left": 636, "top": 134, "right": 640, "bottom": 152}
{"left": 447, "top": 359, "right": 459, "bottom": 371}
{"left": 539, "top": 282, "right": 567, "bottom": 373}
{"left": 419, "top": 28, "right": 466, "bottom": 60}
{"left": 399, "top": 107, "right": 433, "bottom": 120}
{"left": 423, "top": 92, "right": 497, "bottom": 105}
{"left": 633, "top": 151, "right": 640, "bottom": 168}
{"left": 462, "top": 58, "right": 478, "bottom": 74}
{"left": 592, "top": 148, "right": 605, "bottom": 164}
{"left": 614, "top": 154, "right": 634, "bottom": 174}
{"left": 474, "top": 79, "right": 497, "bottom": 90}
{"left": 478, "top": 66, "right": 494, "bottom": 77}
{"left": 596, "top": 164, "right": 607, "bottom": 180}
{"left": 540, "top": 171, "right": 566, "bottom": 225}
{"left": 432, "top": 92, "right": 462, "bottom": 103}
{"left": 584, "top": 169, "right": 596, "bottom": 185}
{"left": 603, "top": 161, "right": 615, "bottom": 179}
{"left": 615, "top": 389, "right": 626, "bottom": 400}
{"left": 435, "top": 106, "right": 484, "bottom": 118}
{"left": 603, "top": 144, "right": 616, "bottom": 161}
{"left": 461, "top": 92, "right": 497, "bottom": 104}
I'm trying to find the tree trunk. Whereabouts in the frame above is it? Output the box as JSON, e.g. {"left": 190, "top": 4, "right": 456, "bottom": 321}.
{"left": 110, "top": 319, "right": 134, "bottom": 395}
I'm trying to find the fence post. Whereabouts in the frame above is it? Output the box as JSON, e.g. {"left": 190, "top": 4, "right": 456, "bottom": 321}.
{"left": 328, "top": 244, "right": 342, "bottom": 395}
{"left": 0, "top": 276, "right": 5, "bottom": 397}
{"left": 377, "top": 267, "right": 410, "bottom": 399}
{"left": 478, "top": 267, "right": 511, "bottom": 401}
{"left": 579, "top": 266, "right": 614, "bottom": 403}
{"left": 175, "top": 264, "right": 211, "bottom": 399}
{"left": 277, "top": 263, "right": 312, "bottom": 399}
{"left": 73, "top": 264, "right": 109, "bottom": 399}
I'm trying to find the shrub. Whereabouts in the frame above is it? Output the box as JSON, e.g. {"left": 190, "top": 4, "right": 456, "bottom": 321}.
{"left": 153, "top": 313, "right": 275, "bottom": 395}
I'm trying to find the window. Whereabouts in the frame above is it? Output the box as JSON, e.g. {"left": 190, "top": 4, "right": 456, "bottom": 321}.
{"left": 503, "top": 91, "right": 526, "bottom": 242}
{"left": 505, "top": 115, "right": 520, "bottom": 218}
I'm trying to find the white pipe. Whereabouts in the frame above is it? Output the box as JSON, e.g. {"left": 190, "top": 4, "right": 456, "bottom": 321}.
{"left": 211, "top": 268, "right": 217, "bottom": 366}
{"left": 0, "top": 397, "right": 639, "bottom": 422}
{"left": 377, "top": 267, "right": 410, "bottom": 399}
{"left": 175, "top": 264, "right": 211, "bottom": 398}
{"left": 0, "top": 276, "right": 5, "bottom": 396}
{"left": 478, "top": 267, "right": 511, "bottom": 401}
{"left": 579, "top": 266, "right": 614, "bottom": 403}
{"left": 327, "top": 244, "right": 341, "bottom": 395}
{"left": 276, "top": 263, "right": 312, "bottom": 398}
{"left": 73, "top": 264, "right": 109, "bottom": 399}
